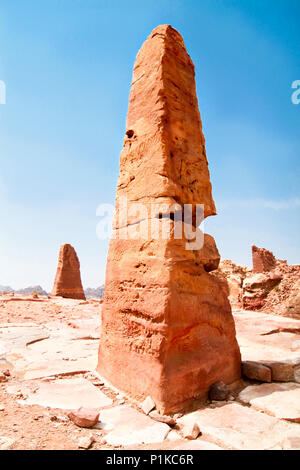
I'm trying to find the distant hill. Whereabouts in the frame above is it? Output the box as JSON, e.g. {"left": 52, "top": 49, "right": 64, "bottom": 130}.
{"left": 0, "top": 284, "right": 105, "bottom": 299}
{"left": 15, "top": 285, "right": 49, "bottom": 295}
{"left": 0, "top": 285, "right": 49, "bottom": 295}
{"left": 84, "top": 285, "right": 105, "bottom": 299}
{"left": 0, "top": 285, "right": 13, "bottom": 293}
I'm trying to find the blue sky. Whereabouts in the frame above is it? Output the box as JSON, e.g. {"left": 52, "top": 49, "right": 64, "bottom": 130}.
{"left": 0, "top": 0, "right": 299, "bottom": 290}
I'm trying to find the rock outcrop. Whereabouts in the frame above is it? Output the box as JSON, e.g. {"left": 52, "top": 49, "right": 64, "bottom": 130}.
{"left": 243, "top": 246, "right": 300, "bottom": 314}
{"left": 217, "top": 246, "right": 300, "bottom": 317}
{"left": 282, "top": 279, "right": 300, "bottom": 319}
{"left": 242, "top": 272, "right": 282, "bottom": 310}
{"left": 214, "top": 260, "right": 250, "bottom": 309}
{"left": 51, "top": 244, "right": 86, "bottom": 300}
{"left": 252, "top": 245, "right": 276, "bottom": 273}
{"left": 97, "top": 25, "right": 241, "bottom": 414}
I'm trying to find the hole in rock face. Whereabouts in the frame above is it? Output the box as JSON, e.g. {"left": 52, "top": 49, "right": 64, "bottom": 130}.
{"left": 170, "top": 152, "right": 174, "bottom": 158}
{"left": 126, "top": 129, "right": 134, "bottom": 138}
{"left": 157, "top": 212, "right": 176, "bottom": 221}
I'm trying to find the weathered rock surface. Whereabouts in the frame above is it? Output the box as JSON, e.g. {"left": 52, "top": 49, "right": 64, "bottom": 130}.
{"left": 51, "top": 244, "right": 86, "bottom": 300}
{"left": 266, "top": 361, "right": 295, "bottom": 382}
{"left": 216, "top": 246, "right": 300, "bottom": 317}
{"left": 198, "top": 234, "right": 220, "bottom": 272}
{"left": 242, "top": 361, "right": 272, "bottom": 382}
{"left": 234, "top": 310, "right": 300, "bottom": 376}
{"left": 141, "top": 396, "right": 156, "bottom": 415}
{"left": 6, "top": 332, "right": 98, "bottom": 380}
{"left": 178, "top": 402, "right": 300, "bottom": 450}
{"left": 239, "top": 383, "right": 300, "bottom": 422}
{"left": 97, "top": 405, "right": 170, "bottom": 446}
{"left": 123, "top": 435, "right": 222, "bottom": 450}
{"left": 1, "top": 296, "right": 300, "bottom": 450}
{"left": 214, "top": 259, "right": 249, "bottom": 309}
{"left": 149, "top": 410, "right": 176, "bottom": 426}
{"left": 0, "top": 372, "right": 8, "bottom": 382}
{"left": 68, "top": 407, "right": 100, "bottom": 428}
{"left": 182, "top": 421, "right": 201, "bottom": 440}
{"left": 283, "top": 279, "right": 300, "bottom": 319}
{"left": 252, "top": 245, "right": 276, "bottom": 273}
{"left": 11, "top": 378, "right": 112, "bottom": 410}
{"left": 78, "top": 435, "right": 95, "bottom": 449}
{"left": 242, "top": 272, "right": 282, "bottom": 310}
{"left": 97, "top": 24, "right": 241, "bottom": 414}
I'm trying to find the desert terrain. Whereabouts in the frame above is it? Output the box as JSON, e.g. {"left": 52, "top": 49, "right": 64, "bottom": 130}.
{"left": 0, "top": 293, "right": 299, "bottom": 450}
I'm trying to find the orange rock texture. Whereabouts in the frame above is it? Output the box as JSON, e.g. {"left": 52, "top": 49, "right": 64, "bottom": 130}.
{"left": 252, "top": 245, "right": 276, "bottom": 273}
{"left": 51, "top": 244, "right": 86, "bottom": 300}
{"left": 97, "top": 25, "right": 241, "bottom": 414}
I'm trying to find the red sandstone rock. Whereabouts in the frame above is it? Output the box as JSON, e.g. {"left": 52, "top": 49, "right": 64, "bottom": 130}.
{"left": 214, "top": 259, "right": 250, "bottom": 309}
{"left": 141, "top": 396, "right": 156, "bottom": 415}
{"left": 242, "top": 361, "right": 272, "bottom": 382}
{"left": 283, "top": 279, "right": 300, "bottom": 319}
{"left": 97, "top": 25, "right": 241, "bottom": 414}
{"left": 68, "top": 407, "right": 99, "bottom": 428}
{"left": 182, "top": 422, "right": 201, "bottom": 440}
{"left": 252, "top": 245, "right": 276, "bottom": 273}
{"left": 242, "top": 272, "right": 282, "bottom": 310}
{"left": 265, "top": 362, "right": 295, "bottom": 382}
{"left": 149, "top": 411, "right": 176, "bottom": 426}
{"left": 199, "top": 234, "right": 220, "bottom": 272}
{"left": 51, "top": 244, "right": 86, "bottom": 300}
{"left": 78, "top": 435, "right": 95, "bottom": 449}
{"left": 217, "top": 247, "right": 300, "bottom": 315}
{"left": 0, "top": 372, "right": 8, "bottom": 383}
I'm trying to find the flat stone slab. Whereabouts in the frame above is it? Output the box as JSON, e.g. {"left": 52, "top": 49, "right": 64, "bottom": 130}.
{"left": 234, "top": 311, "right": 300, "bottom": 373}
{"left": 177, "top": 402, "right": 300, "bottom": 450}
{"left": 239, "top": 383, "right": 300, "bottom": 422}
{"left": 174, "top": 440, "right": 222, "bottom": 450}
{"left": 239, "top": 333, "right": 300, "bottom": 363}
{"left": 11, "top": 377, "right": 113, "bottom": 410}
{"left": 242, "top": 361, "right": 272, "bottom": 382}
{"left": 68, "top": 322, "right": 100, "bottom": 340}
{"left": 123, "top": 438, "right": 222, "bottom": 450}
{"left": 6, "top": 335, "right": 98, "bottom": 380}
{"left": 98, "top": 405, "right": 170, "bottom": 446}
{"left": 234, "top": 310, "right": 300, "bottom": 337}
{"left": 0, "top": 325, "right": 49, "bottom": 349}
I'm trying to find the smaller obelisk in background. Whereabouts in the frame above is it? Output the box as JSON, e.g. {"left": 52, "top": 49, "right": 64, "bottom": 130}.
{"left": 51, "top": 244, "right": 86, "bottom": 300}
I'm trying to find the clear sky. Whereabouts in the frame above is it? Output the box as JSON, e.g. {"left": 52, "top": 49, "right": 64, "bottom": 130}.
{"left": 0, "top": 0, "right": 299, "bottom": 291}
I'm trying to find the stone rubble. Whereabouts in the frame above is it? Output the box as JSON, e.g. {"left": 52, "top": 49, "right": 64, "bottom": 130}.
{"left": 78, "top": 435, "right": 95, "bottom": 449}
{"left": 141, "top": 396, "right": 156, "bottom": 415}
{"left": 182, "top": 422, "right": 201, "bottom": 440}
{"left": 68, "top": 407, "right": 100, "bottom": 428}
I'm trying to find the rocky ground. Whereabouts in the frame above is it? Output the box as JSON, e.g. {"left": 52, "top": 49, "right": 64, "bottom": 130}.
{"left": 0, "top": 294, "right": 299, "bottom": 450}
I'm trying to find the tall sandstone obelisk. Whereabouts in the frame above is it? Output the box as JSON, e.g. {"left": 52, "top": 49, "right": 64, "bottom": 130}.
{"left": 98, "top": 25, "right": 241, "bottom": 413}
{"left": 51, "top": 244, "right": 86, "bottom": 300}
